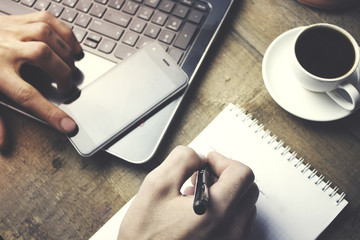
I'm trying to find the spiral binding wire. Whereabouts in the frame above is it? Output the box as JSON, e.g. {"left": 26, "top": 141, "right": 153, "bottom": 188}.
{"left": 229, "top": 104, "right": 346, "bottom": 206}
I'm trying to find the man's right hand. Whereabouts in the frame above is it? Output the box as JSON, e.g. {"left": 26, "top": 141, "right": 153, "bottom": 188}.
{"left": 0, "top": 11, "right": 84, "bottom": 149}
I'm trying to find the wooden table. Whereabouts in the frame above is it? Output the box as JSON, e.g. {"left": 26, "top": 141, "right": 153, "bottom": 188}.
{"left": 1, "top": 0, "right": 360, "bottom": 239}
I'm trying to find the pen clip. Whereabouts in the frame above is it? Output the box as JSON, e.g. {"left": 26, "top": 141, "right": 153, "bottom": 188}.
{"left": 193, "top": 167, "right": 209, "bottom": 215}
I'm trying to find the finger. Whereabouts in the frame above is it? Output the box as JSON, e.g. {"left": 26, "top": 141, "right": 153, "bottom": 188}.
{"left": 181, "top": 171, "right": 198, "bottom": 196}
{"left": 23, "top": 11, "right": 83, "bottom": 57}
{"left": 209, "top": 184, "right": 258, "bottom": 240}
{"left": 154, "top": 146, "right": 206, "bottom": 191}
{"left": 207, "top": 151, "right": 255, "bottom": 190}
{"left": 1, "top": 72, "right": 77, "bottom": 134}
{"left": 207, "top": 151, "right": 255, "bottom": 213}
{"left": 242, "top": 207, "right": 257, "bottom": 240}
{"left": 19, "top": 22, "right": 76, "bottom": 69}
{"left": 191, "top": 170, "right": 198, "bottom": 185}
{"left": 225, "top": 184, "right": 259, "bottom": 239}
{"left": 19, "top": 41, "right": 73, "bottom": 94}
{"left": 182, "top": 185, "right": 195, "bottom": 196}
{"left": 0, "top": 114, "right": 7, "bottom": 150}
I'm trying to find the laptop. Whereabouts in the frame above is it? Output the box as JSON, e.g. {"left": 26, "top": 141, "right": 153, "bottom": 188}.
{"left": 0, "top": 0, "right": 235, "bottom": 163}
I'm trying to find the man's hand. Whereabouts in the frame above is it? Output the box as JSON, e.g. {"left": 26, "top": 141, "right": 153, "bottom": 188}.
{"left": 118, "top": 146, "right": 259, "bottom": 240}
{"left": 0, "top": 11, "right": 84, "bottom": 149}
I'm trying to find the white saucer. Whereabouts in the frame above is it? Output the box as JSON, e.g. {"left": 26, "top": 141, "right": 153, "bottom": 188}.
{"left": 262, "top": 27, "right": 355, "bottom": 121}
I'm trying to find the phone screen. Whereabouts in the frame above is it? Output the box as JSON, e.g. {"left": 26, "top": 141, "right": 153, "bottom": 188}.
{"left": 60, "top": 43, "right": 188, "bottom": 156}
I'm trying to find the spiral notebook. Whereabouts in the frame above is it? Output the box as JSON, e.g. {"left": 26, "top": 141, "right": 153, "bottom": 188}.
{"left": 90, "top": 103, "right": 348, "bottom": 240}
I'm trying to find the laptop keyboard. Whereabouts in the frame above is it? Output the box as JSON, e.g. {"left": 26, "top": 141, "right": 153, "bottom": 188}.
{"left": 5, "top": 0, "right": 209, "bottom": 64}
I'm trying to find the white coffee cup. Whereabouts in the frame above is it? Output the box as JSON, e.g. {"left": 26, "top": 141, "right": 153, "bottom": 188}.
{"left": 292, "top": 23, "right": 360, "bottom": 111}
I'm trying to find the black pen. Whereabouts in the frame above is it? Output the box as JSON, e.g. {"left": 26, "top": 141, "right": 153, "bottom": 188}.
{"left": 193, "top": 166, "right": 209, "bottom": 215}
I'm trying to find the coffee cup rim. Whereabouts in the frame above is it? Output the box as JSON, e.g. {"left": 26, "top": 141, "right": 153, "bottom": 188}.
{"left": 295, "top": 23, "right": 360, "bottom": 82}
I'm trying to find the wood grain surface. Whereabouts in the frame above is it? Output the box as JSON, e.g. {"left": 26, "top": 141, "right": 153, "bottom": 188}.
{"left": 1, "top": 0, "right": 360, "bottom": 239}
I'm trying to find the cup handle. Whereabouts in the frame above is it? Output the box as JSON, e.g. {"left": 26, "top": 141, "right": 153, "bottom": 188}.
{"left": 327, "top": 83, "right": 360, "bottom": 111}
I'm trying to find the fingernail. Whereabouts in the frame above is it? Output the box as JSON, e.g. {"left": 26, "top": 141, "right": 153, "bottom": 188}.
{"left": 60, "top": 117, "right": 77, "bottom": 135}
{"left": 75, "top": 50, "right": 84, "bottom": 61}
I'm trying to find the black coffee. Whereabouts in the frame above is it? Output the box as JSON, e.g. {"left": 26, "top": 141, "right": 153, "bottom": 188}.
{"left": 295, "top": 26, "right": 355, "bottom": 79}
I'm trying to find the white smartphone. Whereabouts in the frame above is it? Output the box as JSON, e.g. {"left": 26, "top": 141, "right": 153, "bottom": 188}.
{"left": 59, "top": 42, "right": 188, "bottom": 157}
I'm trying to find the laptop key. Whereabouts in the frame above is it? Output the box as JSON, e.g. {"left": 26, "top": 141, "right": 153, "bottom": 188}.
{"left": 89, "top": 20, "right": 124, "bottom": 40}
{"left": 34, "top": 0, "right": 51, "bottom": 11}
{"left": 98, "top": 39, "right": 116, "bottom": 53}
{"left": 74, "top": 13, "right": 92, "bottom": 28}
{"left": 144, "top": 24, "right": 161, "bottom": 39}
{"left": 122, "top": 31, "right": 139, "bottom": 46}
{"left": 173, "top": 4, "right": 189, "bottom": 19}
{"left": 179, "top": 0, "right": 194, "bottom": 7}
{"left": 188, "top": 9, "right": 204, "bottom": 24}
{"left": 61, "top": 8, "right": 78, "bottom": 23}
{"left": 114, "top": 45, "right": 136, "bottom": 60}
{"left": 136, "top": 36, "right": 154, "bottom": 49}
{"left": 137, "top": 5, "right": 154, "bottom": 21}
{"left": 173, "top": 22, "right": 197, "bottom": 50}
{"left": 87, "top": 33, "right": 102, "bottom": 43}
{"left": 158, "top": 0, "right": 175, "bottom": 13}
{"left": 84, "top": 39, "right": 98, "bottom": 48}
{"left": 62, "top": 0, "right": 78, "bottom": 8}
{"left": 158, "top": 30, "right": 175, "bottom": 45}
{"left": 166, "top": 16, "right": 182, "bottom": 32}
{"left": 122, "top": 1, "right": 140, "bottom": 15}
{"left": 104, "top": 9, "right": 132, "bottom": 28}
{"left": 168, "top": 48, "right": 183, "bottom": 64}
{"left": 76, "top": 0, "right": 93, "bottom": 13}
{"left": 108, "top": 0, "right": 124, "bottom": 10}
{"left": 130, "top": 18, "right": 147, "bottom": 33}
{"left": 48, "top": 3, "right": 65, "bottom": 17}
{"left": 95, "top": 0, "right": 109, "bottom": 5}
{"left": 151, "top": 11, "right": 168, "bottom": 26}
{"left": 144, "top": 0, "right": 160, "bottom": 8}
{"left": 73, "top": 27, "right": 87, "bottom": 42}
{"left": 194, "top": 2, "right": 208, "bottom": 12}
{"left": 90, "top": 4, "right": 106, "bottom": 18}
{"left": 21, "top": 0, "right": 36, "bottom": 7}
